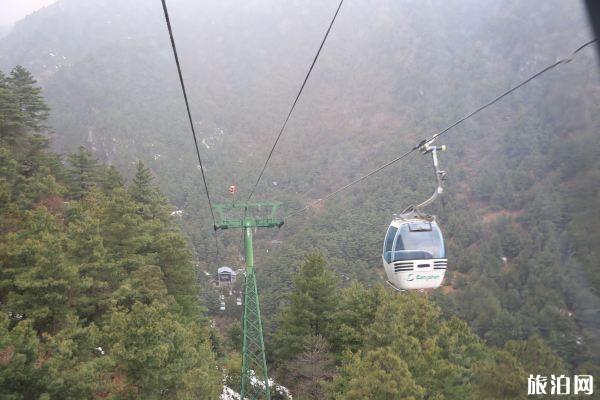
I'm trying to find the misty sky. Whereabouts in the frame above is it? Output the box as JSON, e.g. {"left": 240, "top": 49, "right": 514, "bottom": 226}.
{"left": 0, "top": 0, "right": 57, "bottom": 28}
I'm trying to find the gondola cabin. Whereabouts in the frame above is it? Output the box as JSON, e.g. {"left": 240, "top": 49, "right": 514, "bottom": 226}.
{"left": 217, "top": 266, "right": 237, "bottom": 287}
{"left": 382, "top": 214, "right": 447, "bottom": 290}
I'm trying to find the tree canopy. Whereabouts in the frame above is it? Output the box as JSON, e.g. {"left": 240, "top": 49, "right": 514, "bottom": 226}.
{"left": 0, "top": 67, "right": 221, "bottom": 399}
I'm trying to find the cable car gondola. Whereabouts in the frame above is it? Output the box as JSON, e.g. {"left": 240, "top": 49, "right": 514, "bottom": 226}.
{"left": 382, "top": 144, "right": 448, "bottom": 290}
{"left": 217, "top": 266, "right": 237, "bottom": 286}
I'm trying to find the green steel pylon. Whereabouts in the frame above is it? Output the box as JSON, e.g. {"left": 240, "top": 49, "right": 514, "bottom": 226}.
{"left": 214, "top": 202, "right": 283, "bottom": 400}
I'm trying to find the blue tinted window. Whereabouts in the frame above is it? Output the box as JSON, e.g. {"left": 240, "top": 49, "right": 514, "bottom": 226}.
{"left": 384, "top": 226, "right": 398, "bottom": 252}
{"left": 392, "top": 223, "right": 445, "bottom": 260}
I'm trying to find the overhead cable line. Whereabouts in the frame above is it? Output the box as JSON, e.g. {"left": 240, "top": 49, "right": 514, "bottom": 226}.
{"left": 286, "top": 38, "right": 598, "bottom": 218}
{"left": 160, "top": 0, "right": 216, "bottom": 225}
{"left": 247, "top": 0, "right": 345, "bottom": 201}
{"left": 160, "top": 0, "right": 221, "bottom": 260}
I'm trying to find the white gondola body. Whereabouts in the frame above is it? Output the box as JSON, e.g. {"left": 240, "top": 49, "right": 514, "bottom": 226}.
{"left": 217, "top": 266, "right": 237, "bottom": 287}
{"left": 382, "top": 218, "right": 447, "bottom": 290}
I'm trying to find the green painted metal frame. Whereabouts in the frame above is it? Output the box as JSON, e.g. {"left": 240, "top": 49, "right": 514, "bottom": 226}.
{"left": 214, "top": 202, "right": 283, "bottom": 400}
{"left": 213, "top": 201, "right": 284, "bottom": 230}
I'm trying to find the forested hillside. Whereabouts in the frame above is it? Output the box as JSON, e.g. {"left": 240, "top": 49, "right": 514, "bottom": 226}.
{"left": 0, "top": 67, "right": 581, "bottom": 400}
{"left": 0, "top": 0, "right": 599, "bottom": 398}
{"left": 0, "top": 67, "right": 221, "bottom": 398}
{"left": 264, "top": 254, "right": 570, "bottom": 399}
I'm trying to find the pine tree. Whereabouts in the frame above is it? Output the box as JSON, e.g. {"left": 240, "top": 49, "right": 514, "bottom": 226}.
{"left": 0, "top": 315, "right": 48, "bottom": 398}
{"left": 0, "top": 208, "right": 81, "bottom": 333}
{"left": 101, "top": 165, "right": 124, "bottom": 192}
{"left": 223, "top": 352, "right": 243, "bottom": 390}
{"left": 0, "top": 147, "right": 17, "bottom": 211}
{"left": 362, "top": 290, "right": 491, "bottom": 399}
{"left": 99, "top": 187, "right": 153, "bottom": 273}
{"left": 153, "top": 231, "right": 201, "bottom": 319}
{"left": 328, "top": 348, "right": 425, "bottom": 400}
{"left": 67, "top": 146, "right": 99, "bottom": 199}
{"left": 66, "top": 208, "right": 119, "bottom": 322}
{"left": 272, "top": 252, "right": 339, "bottom": 363}
{"left": 0, "top": 66, "right": 223, "bottom": 399}
{"left": 285, "top": 335, "right": 334, "bottom": 400}
{"left": 0, "top": 70, "right": 25, "bottom": 141}
{"left": 328, "top": 281, "right": 379, "bottom": 355}
{"left": 129, "top": 160, "right": 154, "bottom": 204}
{"left": 474, "top": 349, "right": 525, "bottom": 400}
{"left": 6, "top": 66, "right": 49, "bottom": 132}
{"left": 104, "top": 302, "right": 221, "bottom": 399}
{"left": 42, "top": 316, "right": 114, "bottom": 399}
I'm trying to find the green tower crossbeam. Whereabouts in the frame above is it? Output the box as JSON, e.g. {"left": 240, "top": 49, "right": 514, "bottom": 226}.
{"left": 214, "top": 201, "right": 283, "bottom": 400}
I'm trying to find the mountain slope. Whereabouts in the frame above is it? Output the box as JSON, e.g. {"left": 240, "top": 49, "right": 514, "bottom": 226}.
{"left": 0, "top": 66, "right": 221, "bottom": 398}
{"left": 1, "top": 0, "right": 599, "bottom": 372}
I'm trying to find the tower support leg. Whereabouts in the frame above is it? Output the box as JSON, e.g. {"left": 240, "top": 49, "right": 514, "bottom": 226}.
{"left": 240, "top": 225, "right": 270, "bottom": 400}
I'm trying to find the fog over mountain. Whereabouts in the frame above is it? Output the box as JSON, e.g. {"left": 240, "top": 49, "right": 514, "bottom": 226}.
{"left": 1, "top": 0, "right": 599, "bottom": 397}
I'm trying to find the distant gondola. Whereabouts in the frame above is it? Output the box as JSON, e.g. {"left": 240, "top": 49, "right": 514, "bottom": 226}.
{"left": 217, "top": 266, "right": 237, "bottom": 286}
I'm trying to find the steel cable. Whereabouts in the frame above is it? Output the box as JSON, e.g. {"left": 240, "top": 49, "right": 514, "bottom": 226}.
{"left": 286, "top": 38, "right": 598, "bottom": 218}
